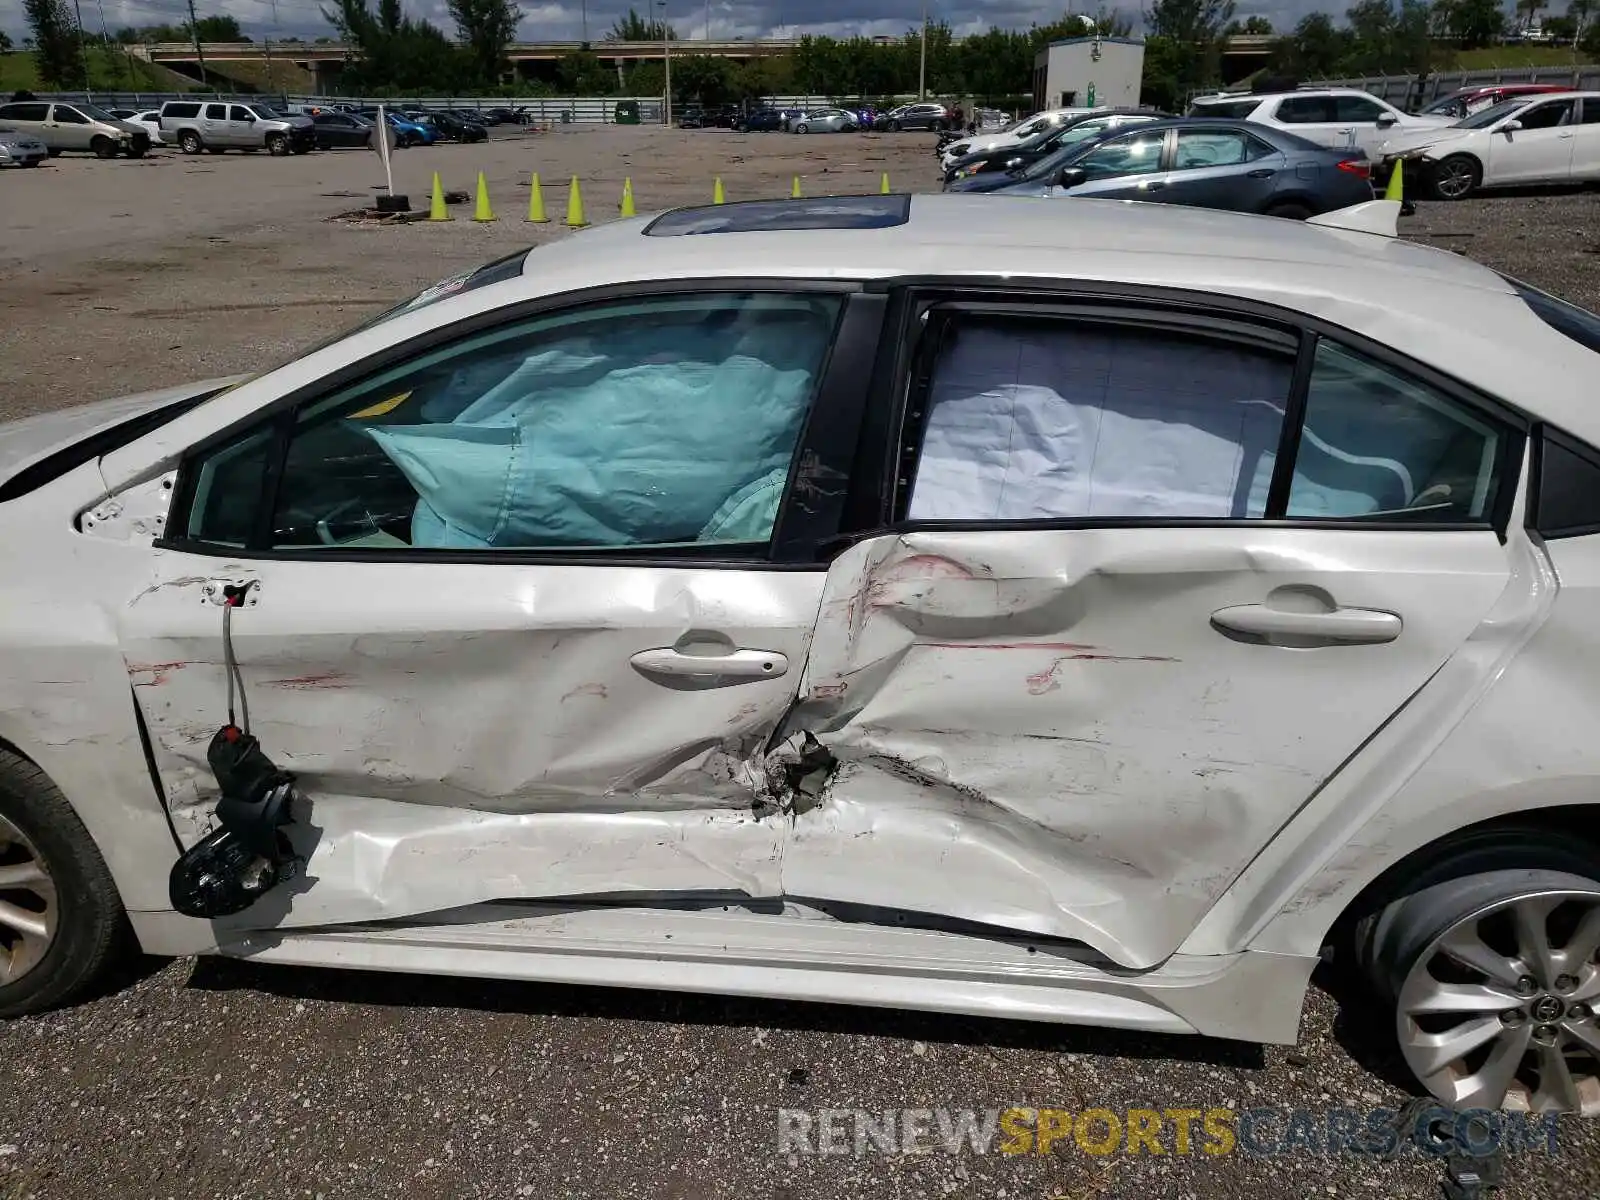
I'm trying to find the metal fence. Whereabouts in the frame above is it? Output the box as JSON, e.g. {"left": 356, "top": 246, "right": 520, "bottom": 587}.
{"left": 1314, "top": 63, "right": 1600, "bottom": 108}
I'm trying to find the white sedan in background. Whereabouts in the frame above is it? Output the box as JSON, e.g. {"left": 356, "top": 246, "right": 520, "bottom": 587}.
{"left": 1381, "top": 91, "right": 1600, "bottom": 199}
{"left": 4, "top": 193, "right": 1600, "bottom": 1115}
{"left": 125, "top": 109, "right": 166, "bottom": 146}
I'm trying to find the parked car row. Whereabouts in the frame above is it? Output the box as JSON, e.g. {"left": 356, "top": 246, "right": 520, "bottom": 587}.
{"left": 0, "top": 97, "right": 506, "bottom": 162}
{"left": 1188, "top": 84, "right": 1600, "bottom": 201}
{"left": 712, "top": 101, "right": 987, "bottom": 134}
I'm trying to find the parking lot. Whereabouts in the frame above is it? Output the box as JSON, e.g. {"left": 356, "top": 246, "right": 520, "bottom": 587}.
{"left": 2, "top": 122, "right": 1600, "bottom": 1200}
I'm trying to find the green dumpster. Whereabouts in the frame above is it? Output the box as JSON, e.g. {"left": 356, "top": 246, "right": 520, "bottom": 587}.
{"left": 614, "top": 99, "right": 640, "bottom": 125}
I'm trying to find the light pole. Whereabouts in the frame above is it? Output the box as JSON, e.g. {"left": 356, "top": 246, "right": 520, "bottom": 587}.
{"left": 917, "top": 0, "right": 927, "bottom": 101}
{"left": 70, "top": 0, "right": 92, "bottom": 101}
{"left": 657, "top": 0, "right": 671, "bottom": 125}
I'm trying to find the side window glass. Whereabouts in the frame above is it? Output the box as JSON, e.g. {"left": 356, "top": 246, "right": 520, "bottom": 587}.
{"left": 1333, "top": 96, "right": 1386, "bottom": 122}
{"left": 210, "top": 293, "right": 845, "bottom": 552}
{"left": 1173, "top": 130, "right": 1257, "bottom": 169}
{"left": 205, "top": 104, "right": 228, "bottom": 120}
{"left": 230, "top": 106, "right": 254, "bottom": 121}
{"left": 52, "top": 106, "right": 88, "bottom": 124}
{"left": 1516, "top": 101, "right": 1573, "bottom": 130}
{"left": 1075, "top": 130, "right": 1165, "bottom": 179}
{"left": 1286, "top": 341, "right": 1504, "bottom": 522}
{"left": 185, "top": 426, "right": 275, "bottom": 547}
{"left": 907, "top": 317, "right": 1293, "bottom": 521}
{"left": 1581, "top": 100, "right": 1600, "bottom": 125}
{"left": 1276, "top": 96, "right": 1335, "bottom": 124}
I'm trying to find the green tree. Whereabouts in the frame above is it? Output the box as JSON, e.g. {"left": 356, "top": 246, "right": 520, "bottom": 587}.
{"left": 23, "top": 0, "right": 82, "bottom": 88}
{"left": 1269, "top": 11, "right": 1351, "bottom": 77}
{"left": 190, "top": 14, "right": 247, "bottom": 40}
{"left": 608, "top": 7, "right": 675, "bottom": 40}
{"left": 1224, "top": 15, "right": 1275, "bottom": 32}
{"left": 672, "top": 52, "right": 735, "bottom": 102}
{"left": 447, "top": 0, "right": 520, "bottom": 83}
{"left": 556, "top": 48, "right": 612, "bottom": 93}
{"left": 1144, "top": 0, "right": 1235, "bottom": 95}
{"left": 1433, "top": 0, "right": 1505, "bottom": 46}
{"left": 1569, "top": 0, "right": 1595, "bottom": 42}
{"left": 0, "top": 31, "right": 13, "bottom": 53}
{"left": 323, "top": 0, "right": 469, "bottom": 90}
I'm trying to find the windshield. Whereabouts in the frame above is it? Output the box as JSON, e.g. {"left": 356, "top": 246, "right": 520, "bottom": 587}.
{"left": 248, "top": 106, "right": 283, "bottom": 120}
{"left": 76, "top": 103, "right": 122, "bottom": 123}
{"left": 1454, "top": 98, "right": 1532, "bottom": 129}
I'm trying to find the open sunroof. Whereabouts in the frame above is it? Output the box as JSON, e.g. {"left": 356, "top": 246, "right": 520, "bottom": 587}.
{"left": 643, "top": 195, "right": 911, "bottom": 236}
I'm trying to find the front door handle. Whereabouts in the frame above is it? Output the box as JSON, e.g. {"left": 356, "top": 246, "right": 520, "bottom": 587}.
{"left": 1141, "top": 180, "right": 1167, "bottom": 190}
{"left": 1211, "top": 604, "right": 1401, "bottom": 645}
{"left": 1247, "top": 168, "right": 1276, "bottom": 178}
{"left": 630, "top": 647, "right": 789, "bottom": 681}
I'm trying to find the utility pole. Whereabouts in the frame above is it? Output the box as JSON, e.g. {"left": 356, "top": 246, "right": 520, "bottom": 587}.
{"left": 71, "top": 0, "right": 92, "bottom": 101}
{"left": 657, "top": 0, "right": 671, "bottom": 125}
{"left": 917, "top": 0, "right": 927, "bottom": 100}
{"left": 185, "top": 0, "right": 209, "bottom": 90}
{"left": 704, "top": 0, "right": 710, "bottom": 40}
{"left": 581, "top": 0, "right": 588, "bottom": 44}
{"left": 264, "top": 0, "right": 281, "bottom": 96}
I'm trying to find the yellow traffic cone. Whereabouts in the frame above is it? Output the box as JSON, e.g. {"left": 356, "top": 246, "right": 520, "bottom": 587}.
{"left": 527, "top": 172, "right": 548, "bottom": 222}
{"left": 1384, "top": 158, "right": 1403, "bottom": 203}
{"left": 620, "top": 177, "right": 636, "bottom": 217}
{"left": 713, "top": 176, "right": 725, "bottom": 204}
{"left": 880, "top": 172, "right": 890, "bottom": 194}
{"left": 565, "top": 176, "right": 588, "bottom": 227}
{"left": 473, "top": 171, "right": 495, "bottom": 222}
{"left": 428, "top": 171, "right": 451, "bottom": 221}
{"left": 791, "top": 175, "right": 801, "bottom": 199}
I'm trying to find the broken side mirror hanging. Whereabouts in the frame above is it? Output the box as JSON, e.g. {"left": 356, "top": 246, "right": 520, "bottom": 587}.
{"left": 169, "top": 581, "right": 304, "bottom": 919}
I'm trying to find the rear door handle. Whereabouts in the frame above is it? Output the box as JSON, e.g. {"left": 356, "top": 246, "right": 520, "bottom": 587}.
{"left": 1141, "top": 180, "right": 1167, "bottom": 190}
{"left": 1211, "top": 604, "right": 1401, "bottom": 645}
{"left": 630, "top": 647, "right": 789, "bottom": 681}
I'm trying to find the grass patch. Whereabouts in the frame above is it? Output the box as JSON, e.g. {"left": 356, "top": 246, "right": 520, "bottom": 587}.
{"left": 1455, "top": 45, "right": 1597, "bottom": 69}
{"left": 0, "top": 48, "right": 195, "bottom": 94}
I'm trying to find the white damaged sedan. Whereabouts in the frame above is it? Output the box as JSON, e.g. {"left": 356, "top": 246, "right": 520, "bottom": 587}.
{"left": 5, "top": 193, "right": 1600, "bottom": 1114}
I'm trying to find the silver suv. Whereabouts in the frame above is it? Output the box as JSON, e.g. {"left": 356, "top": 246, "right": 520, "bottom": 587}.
{"left": 0, "top": 101, "right": 150, "bottom": 158}
{"left": 159, "top": 100, "right": 315, "bottom": 156}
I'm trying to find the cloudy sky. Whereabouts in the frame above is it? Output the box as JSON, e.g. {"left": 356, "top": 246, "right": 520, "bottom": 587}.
{"left": 1, "top": 0, "right": 1329, "bottom": 46}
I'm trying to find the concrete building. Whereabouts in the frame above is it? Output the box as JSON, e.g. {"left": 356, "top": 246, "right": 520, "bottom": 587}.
{"left": 1032, "top": 36, "right": 1146, "bottom": 113}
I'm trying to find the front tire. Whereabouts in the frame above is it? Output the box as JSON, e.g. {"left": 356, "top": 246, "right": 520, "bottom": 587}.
{"left": 0, "top": 749, "right": 126, "bottom": 1018}
{"left": 266, "top": 132, "right": 289, "bottom": 156}
{"left": 1431, "top": 154, "right": 1481, "bottom": 201}
{"left": 795, "top": 124, "right": 809, "bottom": 134}
{"left": 91, "top": 135, "right": 117, "bottom": 160}
{"left": 1356, "top": 828, "right": 1600, "bottom": 1113}
{"left": 124, "top": 144, "right": 147, "bottom": 159}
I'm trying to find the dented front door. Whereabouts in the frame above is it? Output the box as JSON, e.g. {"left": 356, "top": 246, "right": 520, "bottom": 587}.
{"left": 120, "top": 552, "right": 820, "bottom": 927}
{"left": 783, "top": 527, "right": 1513, "bottom": 969}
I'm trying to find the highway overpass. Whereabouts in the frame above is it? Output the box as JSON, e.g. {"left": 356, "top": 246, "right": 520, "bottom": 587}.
{"left": 131, "top": 35, "right": 1276, "bottom": 93}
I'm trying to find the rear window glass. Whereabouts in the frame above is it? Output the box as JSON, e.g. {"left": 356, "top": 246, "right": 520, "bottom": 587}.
{"left": 1507, "top": 278, "right": 1600, "bottom": 355}
{"left": 163, "top": 102, "right": 200, "bottom": 118}
{"left": 1189, "top": 98, "right": 1260, "bottom": 118}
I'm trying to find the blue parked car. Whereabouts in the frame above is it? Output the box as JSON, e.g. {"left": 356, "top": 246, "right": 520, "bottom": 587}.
{"left": 357, "top": 109, "right": 437, "bottom": 147}
{"left": 955, "top": 118, "right": 1376, "bottom": 220}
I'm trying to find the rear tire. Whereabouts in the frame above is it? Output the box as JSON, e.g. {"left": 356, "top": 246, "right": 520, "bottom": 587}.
{"left": 1430, "top": 154, "right": 1481, "bottom": 201}
{"left": 1353, "top": 826, "right": 1600, "bottom": 1113}
{"left": 91, "top": 136, "right": 117, "bottom": 160}
{"left": 178, "top": 131, "right": 202, "bottom": 155}
{"left": 0, "top": 749, "right": 127, "bottom": 1019}
{"left": 123, "top": 144, "right": 147, "bottom": 159}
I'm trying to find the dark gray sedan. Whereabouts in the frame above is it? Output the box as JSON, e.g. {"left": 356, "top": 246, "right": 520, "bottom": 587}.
{"left": 961, "top": 118, "right": 1376, "bottom": 219}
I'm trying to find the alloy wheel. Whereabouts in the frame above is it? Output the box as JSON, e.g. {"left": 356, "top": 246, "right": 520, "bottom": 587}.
{"left": 1433, "top": 157, "right": 1477, "bottom": 200}
{"left": 0, "top": 812, "right": 57, "bottom": 986}
{"left": 1397, "top": 889, "right": 1600, "bottom": 1113}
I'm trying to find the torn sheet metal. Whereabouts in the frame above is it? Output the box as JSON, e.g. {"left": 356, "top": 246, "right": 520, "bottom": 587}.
{"left": 119, "top": 550, "right": 824, "bottom": 926}
{"left": 782, "top": 527, "right": 1517, "bottom": 970}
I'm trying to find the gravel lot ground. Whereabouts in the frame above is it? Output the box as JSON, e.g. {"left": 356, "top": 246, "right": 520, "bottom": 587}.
{"left": 2, "top": 124, "right": 1599, "bottom": 1200}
